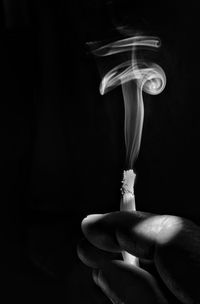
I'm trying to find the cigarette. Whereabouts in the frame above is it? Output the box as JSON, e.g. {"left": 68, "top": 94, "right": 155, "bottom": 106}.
{"left": 120, "top": 169, "right": 139, "bottom": 266}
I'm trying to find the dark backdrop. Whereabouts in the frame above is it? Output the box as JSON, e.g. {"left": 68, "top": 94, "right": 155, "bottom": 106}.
{"left": 0, "top": 1, "right": 200, "bottom": 303}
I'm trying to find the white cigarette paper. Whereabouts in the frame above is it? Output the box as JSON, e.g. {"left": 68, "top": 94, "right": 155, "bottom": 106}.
{"left": 120, "top": 169, "right": 139, "bottom": 266}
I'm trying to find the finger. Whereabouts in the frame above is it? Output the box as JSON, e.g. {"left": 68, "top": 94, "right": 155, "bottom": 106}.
{"left": 93, "top": 260, "right": 168, "bottom": 304}
{"left": 81, "top": 212, "right": 150, "bottom": 253}
{"left": 81, "top": 211, "right": 183, "bottom": 259}
{"left": 77, "top": 238, "right": 155, "bottom": 279}
{"left": 77, "top": 238, "right": 121, "bottom": 268}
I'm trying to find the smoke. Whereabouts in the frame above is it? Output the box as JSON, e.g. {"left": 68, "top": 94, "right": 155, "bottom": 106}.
{"left": 91, "top": 35, "right": 166, "bottom": 168}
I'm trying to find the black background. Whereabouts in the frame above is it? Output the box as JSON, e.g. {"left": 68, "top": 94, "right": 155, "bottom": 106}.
{"left": 0, "top": 1, "right": 200, "bottom": 303}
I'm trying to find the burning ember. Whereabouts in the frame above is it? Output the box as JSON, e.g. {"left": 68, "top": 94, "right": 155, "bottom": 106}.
{"left": 91, "top": 34, "right": 166, "bottom": 265}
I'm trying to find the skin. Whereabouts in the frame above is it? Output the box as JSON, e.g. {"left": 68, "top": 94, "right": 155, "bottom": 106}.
{"left": 77, "top": 211, "right": 200, "bottom": 304}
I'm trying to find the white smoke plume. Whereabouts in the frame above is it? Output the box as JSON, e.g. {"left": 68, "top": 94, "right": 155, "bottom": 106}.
{"left": 91, "top": 35, "right": 166, "bottom": 168}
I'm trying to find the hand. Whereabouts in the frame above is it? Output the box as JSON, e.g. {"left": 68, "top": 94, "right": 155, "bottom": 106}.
{"left": 77, "top": 211, "right": 200, "bottom": 304}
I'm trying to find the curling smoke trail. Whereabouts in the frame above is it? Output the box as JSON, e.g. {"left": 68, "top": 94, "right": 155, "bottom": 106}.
{"left": 92, "top": 35, "right": 166, "bottom": 168}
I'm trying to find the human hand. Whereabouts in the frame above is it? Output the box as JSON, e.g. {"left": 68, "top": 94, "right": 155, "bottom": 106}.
{"left": 77, "top": 211, "right": 200, "bottom": 304}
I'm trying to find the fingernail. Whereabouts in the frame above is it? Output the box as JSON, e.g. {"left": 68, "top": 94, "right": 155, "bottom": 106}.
{"left": 93, "top": 270, "right": 116, "bottom": 303}
{"left": 92, "top": 269, "right": 107, "bottom": 291}
{"left": 92, "top": 269, "right": 99, "bottom": 285}
{"left": 98, "top": 271, "right": 121, "bottom": 304}
{"left": 97, "top": 270, "right": 107, "bottom": 292}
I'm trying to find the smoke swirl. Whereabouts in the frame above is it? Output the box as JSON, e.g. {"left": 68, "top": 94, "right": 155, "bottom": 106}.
{"left": 92, "top": 35, "right": 166, "bottom": 168}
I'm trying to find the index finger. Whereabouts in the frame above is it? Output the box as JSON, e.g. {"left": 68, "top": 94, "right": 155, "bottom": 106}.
{"left": 81, "top": 211, "right": 183, "bottom": 260}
